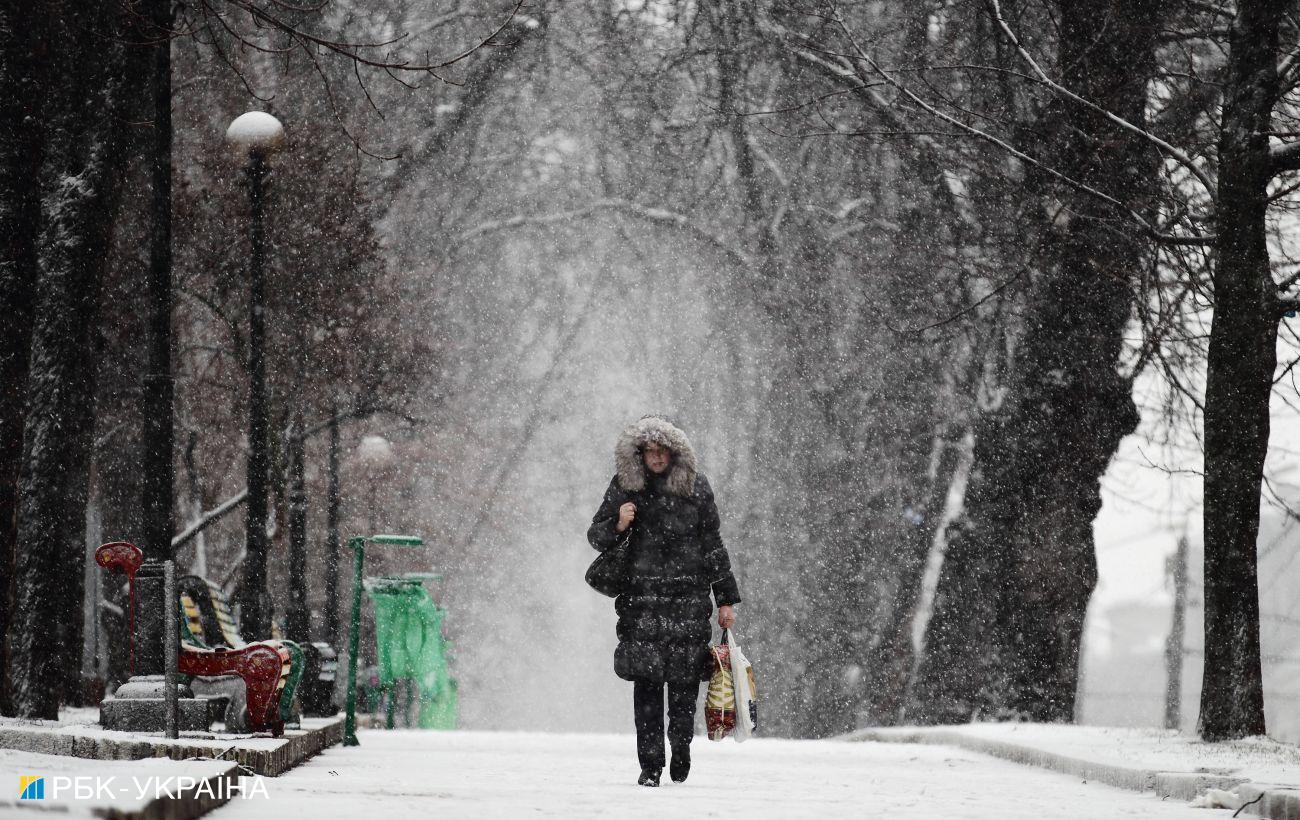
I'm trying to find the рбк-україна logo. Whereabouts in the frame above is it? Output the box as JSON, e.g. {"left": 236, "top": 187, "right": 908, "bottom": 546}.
{"left": 19, "top": 776, "right": 45, "bottom": 800}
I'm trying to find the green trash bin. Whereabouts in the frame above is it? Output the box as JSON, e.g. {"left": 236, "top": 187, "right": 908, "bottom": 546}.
{"left": 364, "top": 577, "right": 458, "bottom": 730}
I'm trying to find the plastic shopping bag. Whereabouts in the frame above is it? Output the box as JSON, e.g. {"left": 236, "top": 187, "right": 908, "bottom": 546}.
{"left": 705, "top": 629, "right": 758, "bottom": 742}
{"left": 729, "top": 630, "right": 757, "bottom": 741}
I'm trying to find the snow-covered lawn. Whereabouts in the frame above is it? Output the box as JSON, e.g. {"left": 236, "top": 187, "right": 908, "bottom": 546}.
{"left": 934, "top": 723, "right": 1300, "bottom": 786}
{"left": 211, "top": 729, "right": 1217, "bottom": 819}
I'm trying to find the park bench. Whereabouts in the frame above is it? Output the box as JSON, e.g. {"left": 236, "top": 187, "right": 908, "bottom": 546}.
{"left": 174, "top": 582, "right": 301, "bottom": 732}
{"left": 177, "top": 574, "right": 339, "bottom": 720}
{"left": 95, "top": 541, "right": 299, "bottom": 737}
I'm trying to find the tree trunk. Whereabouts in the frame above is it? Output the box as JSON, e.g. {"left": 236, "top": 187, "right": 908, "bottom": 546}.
{"left": 15, "top": 194, "right": 116, "bottom": 716}
{"left": 1165, "top": 535, "right": 1188, "bottom": 730}
{"left": 1198, "top": 0, "right": 1283, "bottom": 741}
{"left": 860, "top": 107, "right": 986, "bottom": 725}
{"left": 94, "top": 242, "right": 150, "bottom": 689}
{"left": 10, "top": 1, "right": 145, "bottom": 718}
{"left": 909, "top": 425, "right": 1017, "bottom": 722}
{"left": 0, "top": 0, "right": 46, "bottom": 717}
{"left": 912, "top": 0, "right": 1165, "bottom": 723}
{"left": 286, "top": 421, "right": 309, "bottom": 642}
{"left": 788, "top": 457, "right": 876, "bottom": 738}
{"left": 861, "top": 405, "right": 967, "bottom": 725}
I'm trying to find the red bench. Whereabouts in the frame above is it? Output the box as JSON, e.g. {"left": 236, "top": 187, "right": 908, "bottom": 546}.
{"left": 95, "top": 541, "right": 292, "bottom": 736}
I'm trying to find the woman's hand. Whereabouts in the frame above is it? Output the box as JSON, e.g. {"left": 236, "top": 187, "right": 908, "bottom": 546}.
{"left": 616, "top": 502, "right": 637, "bottom": 533}
{"left": 718, "top": 605, "right": 736, "bottom": 630}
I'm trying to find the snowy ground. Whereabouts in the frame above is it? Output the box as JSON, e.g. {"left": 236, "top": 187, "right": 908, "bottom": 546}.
{"left": 936, "top": 723, "right": 1300, "bottom": 786}
{"left": 210, "top": 729, "right": 1219, "bottom": 819}
{"left": 0, "top": 707, "right": 335, "bottom": 752}
{"left": 0, "top": 748, "right": 233, "bottom": 817}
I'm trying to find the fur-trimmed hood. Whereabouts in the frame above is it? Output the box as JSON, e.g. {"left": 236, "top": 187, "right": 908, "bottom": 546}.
{"left": 614, "top": 416, "right": 698, "bottom": 497}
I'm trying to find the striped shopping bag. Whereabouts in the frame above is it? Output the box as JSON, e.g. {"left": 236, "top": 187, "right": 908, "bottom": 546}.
{"left": 705, "top": 629, "right": 757, "bottom": 741}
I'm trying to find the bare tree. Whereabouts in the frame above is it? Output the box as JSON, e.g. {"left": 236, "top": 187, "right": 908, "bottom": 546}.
{"left": 904, "top": 0, "right": 1170, "bottom": 723}
{"left": 1199, "top": 0, "right": 1298, "bottom": 740}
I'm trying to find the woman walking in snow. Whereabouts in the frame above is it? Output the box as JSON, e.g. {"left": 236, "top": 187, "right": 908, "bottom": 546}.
{"left": 587, "top": 416, "right": 742, "bottom": 787}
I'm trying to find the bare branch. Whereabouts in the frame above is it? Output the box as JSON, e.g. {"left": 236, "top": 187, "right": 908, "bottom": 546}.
{"left": 886, "top": 266, "right": 1031, "bottom": 335}
{"left": 806, "top": 10, "right": 1212, "bottom": 247}
{"left": 1270, "top": 140, "right": 1300, "bottom": 174}
{"left": 172, "top": 488, "right": 248, "bottom": 549}
{"left": 449, "top": 198, "right": 754, "bottom": 270}
{"left": 380, "top": 11, "right": 547, "bottom": 202}
{"left": 1275, "top": 266, "right": 1300, "bottom": 293}
{"left": 987, "top": 0, "right": 1218, "bottom": 199}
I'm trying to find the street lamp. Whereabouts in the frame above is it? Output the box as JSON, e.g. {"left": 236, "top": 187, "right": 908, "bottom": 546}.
{"left": 356, "top": 434, "right": 395, "bottom": 533}
{"left": 356, "top": 433, "right": 395, "bottom": 467}
{"left": 227, "top": 111, "right": 284, "bottom": 637}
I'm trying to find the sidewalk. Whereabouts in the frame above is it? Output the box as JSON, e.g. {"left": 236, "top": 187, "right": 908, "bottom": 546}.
{"left": 0, "top": 708, "right": 343, "bottom": 776}
{"left": 847, "top": 723, "right": 1300, "bottom": 819}
{"left": 205, "top": 728, "right": 1219, "bottom": 820}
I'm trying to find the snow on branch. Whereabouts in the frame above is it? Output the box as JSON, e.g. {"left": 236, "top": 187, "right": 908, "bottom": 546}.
{"left": 216, "top": 0, "right": 527, "bottom": 74}
{"left": 1270, "top": 141, "right": 1300, "bottom": 175}
{"left": 172, "top": 487, "right": 248, "bottom": 549}
{"left": 187, "top": 0, "right": 528, "bottom": 159}
{"left": 451, "top": 199, "right": 754, "bottom": 269}
{"left": 760, "top": 18, "right": 1006, "bottom": 239}
{"left": 799, "top": 10, "right": 1215, "bottom": 248}
{"left": 293, "top": 400, "right": 423, "bottom": 443}
{"left": 1276, "top": 267, "right": 1300, "bottom": 295}
{"left": 986, "top": 0, "right": 1217, "bottom": 199}
{"left": 381, "top": 11, "right": 547, "bottom": 203}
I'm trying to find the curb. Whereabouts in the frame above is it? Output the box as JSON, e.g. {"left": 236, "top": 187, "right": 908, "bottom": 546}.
{"left": 0, "top": 715, "right": 343, "bottom": 777}
{"left": 846, "top": 727, "right": 1296, "bottom": 819}
{"left": 1237, "top": 783, "right": 1300, "bottom": 820}
{"left": 0, "top": 761, "right": 241, "bottom": 820}
{"left": 95, "top": 762, "right": 242, "bottom": 820}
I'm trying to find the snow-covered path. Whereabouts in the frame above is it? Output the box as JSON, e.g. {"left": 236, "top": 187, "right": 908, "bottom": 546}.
{"left": 212, "top": 729, "right": 1214, "bottom": 819}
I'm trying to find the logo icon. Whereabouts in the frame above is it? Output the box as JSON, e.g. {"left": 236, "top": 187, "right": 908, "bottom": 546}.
{"left": 19, "top": 776, "right": 44, "bottom": 800}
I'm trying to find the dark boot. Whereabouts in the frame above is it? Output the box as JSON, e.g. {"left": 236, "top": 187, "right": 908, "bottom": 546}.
{"left": 669, "top": 743, "right": 690, "bottom": 783}
{"left": 638, "top": 767, "right": 661, "bottom": 787}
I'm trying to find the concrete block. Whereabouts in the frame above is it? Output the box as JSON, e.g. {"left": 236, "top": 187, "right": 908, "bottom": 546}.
{"left": 100, "top": 697, "right": 213, "bottom": 732}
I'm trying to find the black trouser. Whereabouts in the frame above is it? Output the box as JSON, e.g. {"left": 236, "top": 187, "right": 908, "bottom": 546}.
{"left": 632, "top": 678, "right": 699, "bottom": 771}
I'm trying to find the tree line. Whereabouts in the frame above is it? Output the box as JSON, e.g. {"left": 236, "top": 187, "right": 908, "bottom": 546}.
{"left": 2, "top": 0, "right": 1298, "bottom": 744}
{"left": 0, "top": 0, "right": 521, "bottom": 717}
{"left": 432, "top": 0, "right": 1297, "bottom": 740}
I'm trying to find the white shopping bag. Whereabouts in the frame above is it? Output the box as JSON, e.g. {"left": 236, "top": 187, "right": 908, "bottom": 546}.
{"left": 727, "top": 629, "right": 757, "bottom": 742}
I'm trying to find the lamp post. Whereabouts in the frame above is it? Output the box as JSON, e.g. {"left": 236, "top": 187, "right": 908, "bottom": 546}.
{"left": 324, "top": 407, "right": 342, "bottom": 646}
{"left": 226, "top": 111, "right": 284, "bottom": 637}
{"left": 356, "top": 434, "right": 395, "bottom": 534}
{"left": 135, "top": 0, "right": 176, "bottom": 686}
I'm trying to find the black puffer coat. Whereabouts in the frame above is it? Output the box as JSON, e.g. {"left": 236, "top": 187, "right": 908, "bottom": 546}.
{"left": 587, "top": 417, "right": 742, "bottom": 683}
